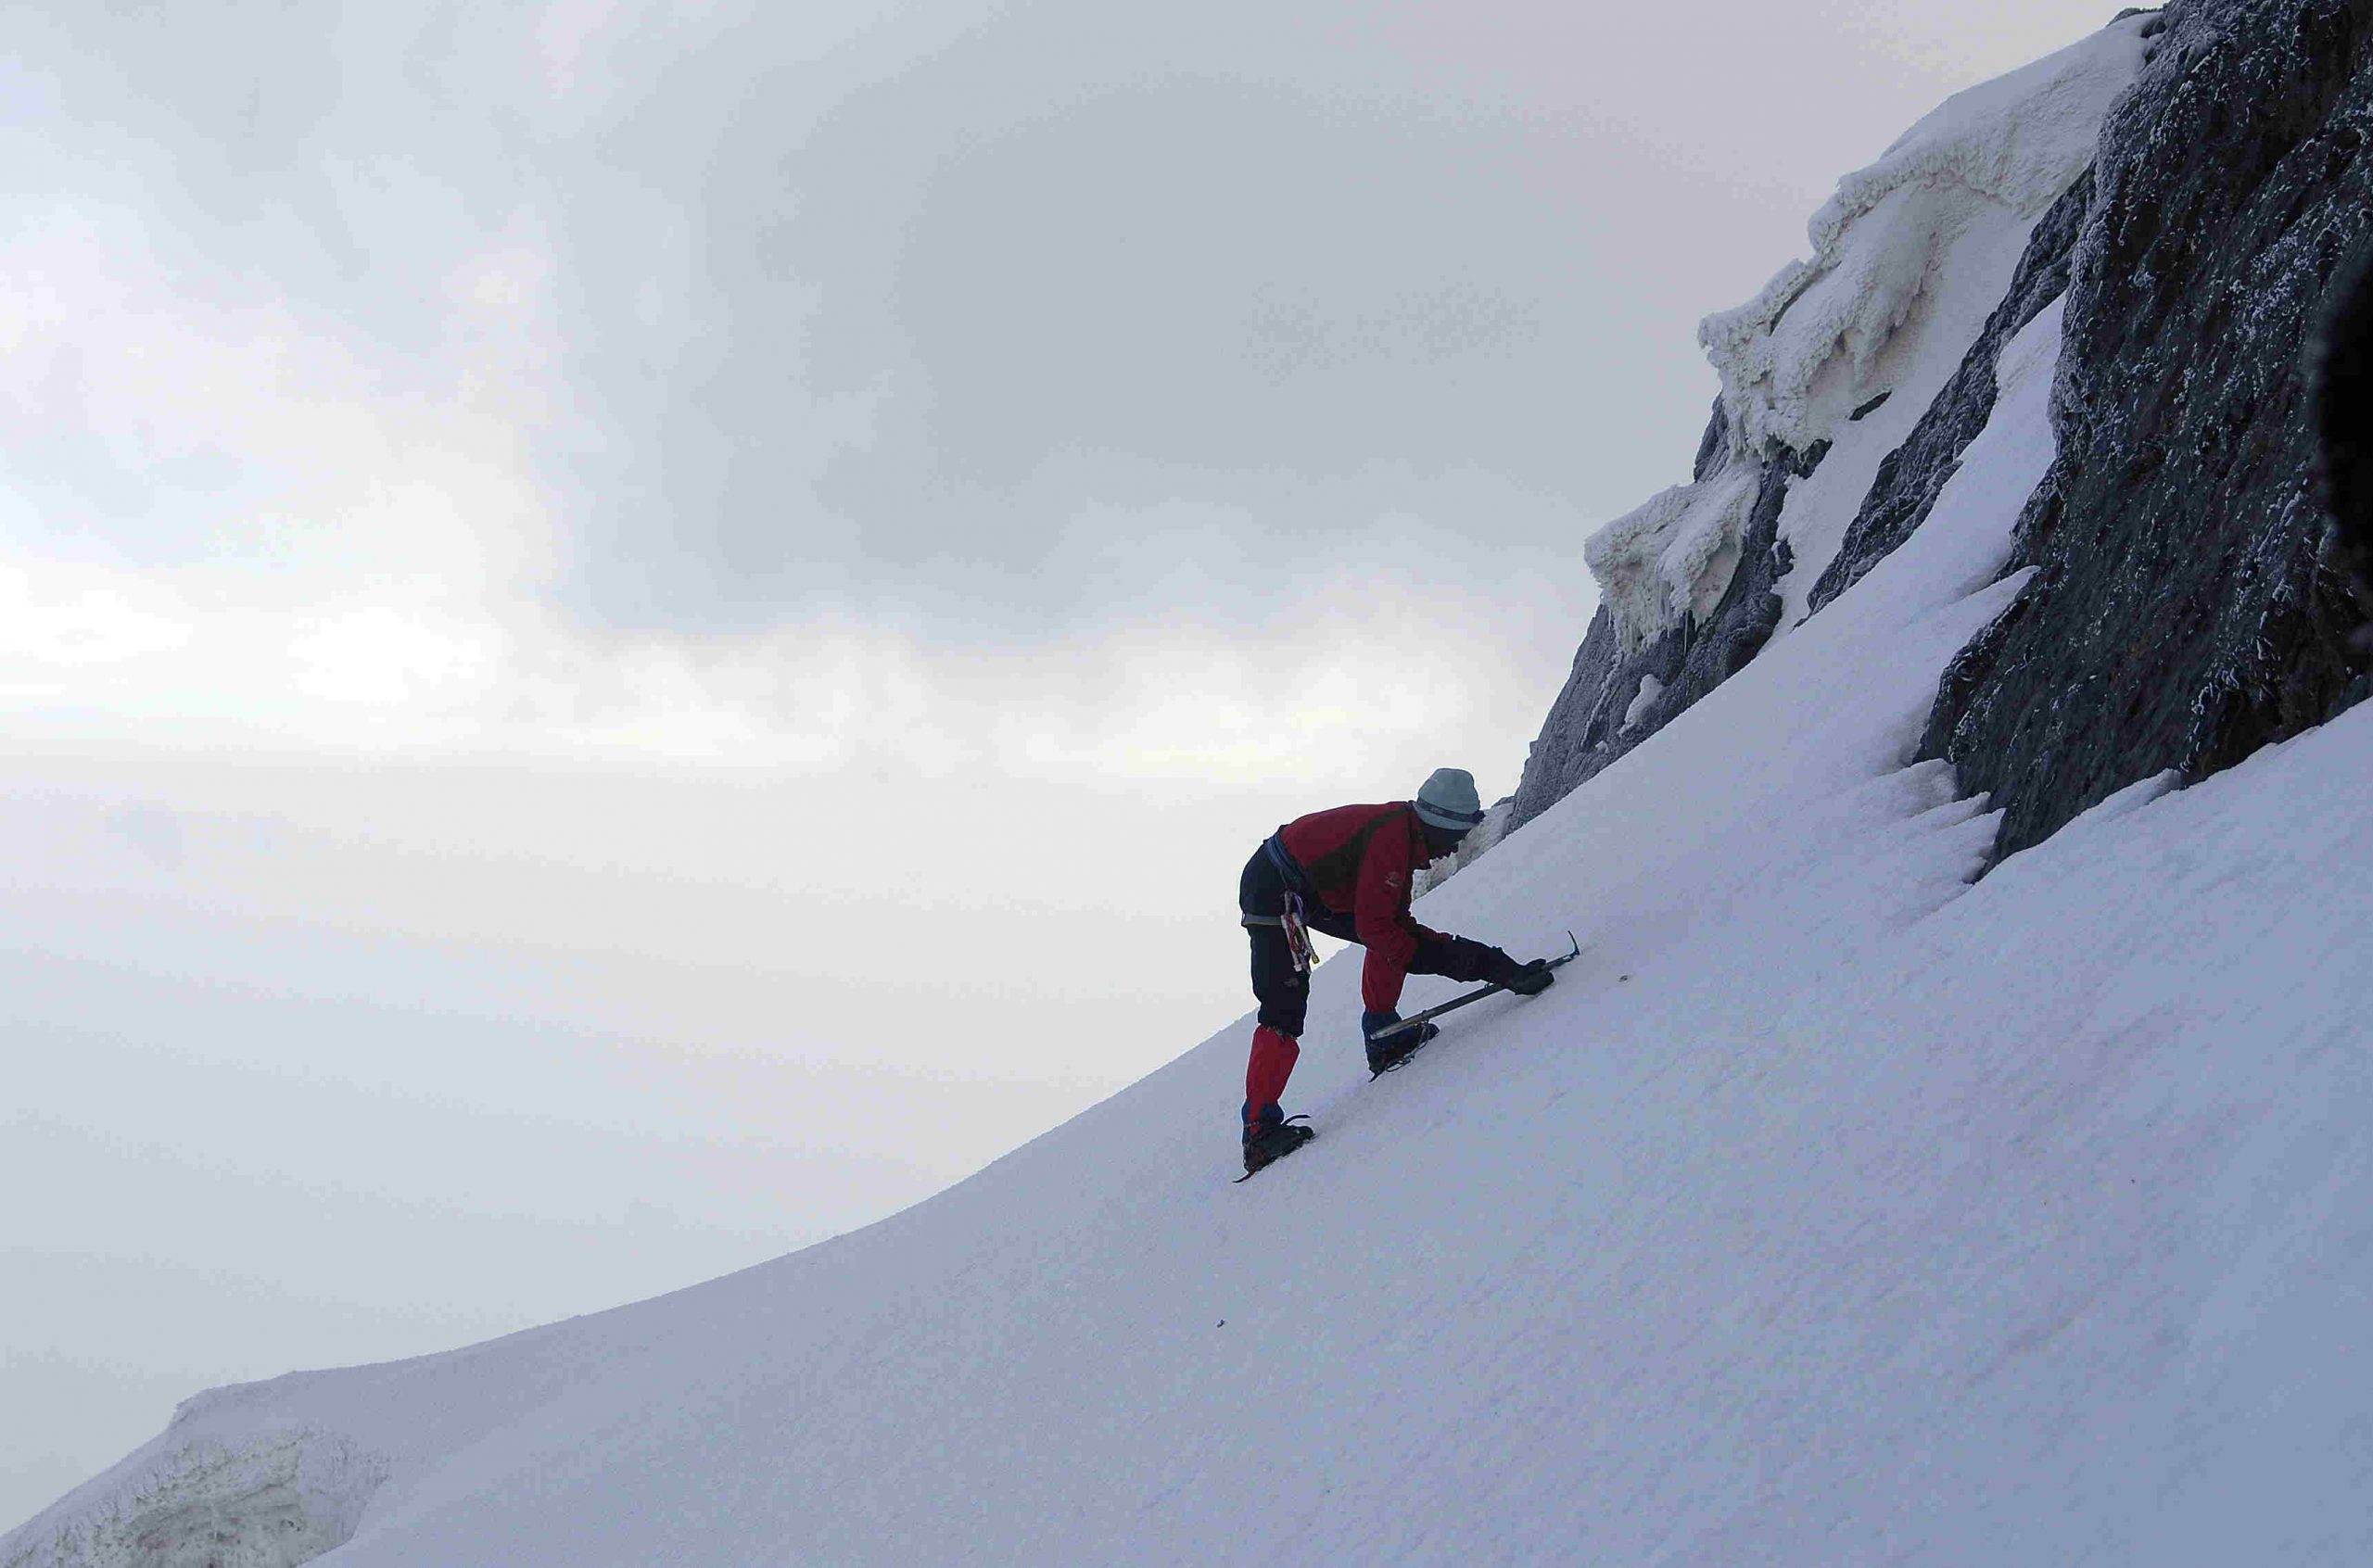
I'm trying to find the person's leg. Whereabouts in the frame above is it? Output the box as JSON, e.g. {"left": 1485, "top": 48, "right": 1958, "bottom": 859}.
{"left": 1239, "top": 846, "right": 1309, "bottom": 1132}
{"left": 1244, "top": 921, "right": 1306, "bottom": 1130}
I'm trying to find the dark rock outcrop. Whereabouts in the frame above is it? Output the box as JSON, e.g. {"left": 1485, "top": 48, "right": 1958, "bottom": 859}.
{"left": 2310, "top": 237, "right": 2373, "bottom": 625}
{"left": 1807, "top": 171, "right": 2098, "bottom": 614}
{"left": 1923, "top": 0, "right": 2373, "bottom": 862}
{"left": 1691, "top": 397, "right": 1731, "bottom": 482}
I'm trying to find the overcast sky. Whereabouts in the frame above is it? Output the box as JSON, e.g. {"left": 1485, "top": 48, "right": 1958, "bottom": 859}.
{"left": 3, "top": 0, "right": 2128, "bottom": 1532}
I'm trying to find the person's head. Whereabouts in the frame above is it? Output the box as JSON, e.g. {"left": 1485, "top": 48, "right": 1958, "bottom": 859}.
{"left": 1413, "top": 767, "right": 1486, "bottom": 858}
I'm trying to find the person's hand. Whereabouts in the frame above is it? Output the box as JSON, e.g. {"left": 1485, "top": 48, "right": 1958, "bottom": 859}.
{"left": 1483, "top": 948, "right": 1556, "bottom": 995}
{"left": 1504, "top": 959, "right": 1555, "bottom": 996}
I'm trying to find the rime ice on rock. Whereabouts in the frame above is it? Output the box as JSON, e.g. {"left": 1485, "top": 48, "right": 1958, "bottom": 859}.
{"left": 1516, "top": 19, "right": 2150, "bottom": 830}
{"left": 1704, "top": 31, "right": 2147, "bottom": 458}
{"left": 1585, "top": 21, "right": 2149, "bottom": 657}
{"left": 1584, "top": 470, "right": 1761, "bottom": 655}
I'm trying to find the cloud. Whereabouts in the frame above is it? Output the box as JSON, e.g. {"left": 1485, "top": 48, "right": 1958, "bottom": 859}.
{"left": 542, "top": 31, "right": 1655, "bottom": 628}
{"left": 0, "top": 196, "right": 559, "bottom": 582}
{"left": 0, "top": 178, "right": 1581, "bottom": 773}
{"left": 0, "top": 530, "right": 1577, "bottom": 788}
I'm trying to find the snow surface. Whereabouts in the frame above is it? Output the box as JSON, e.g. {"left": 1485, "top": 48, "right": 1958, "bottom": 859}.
{"left": 1588, "top": 18, "right": 2150, "bottom": 651}
{"left": 1621, "top": 672, "right": 1665, "bottom": 733}
{"left": 1583, "top": 462, "right": 1761, "bottom": 654}
{"left": 11, "top": 224, "right": 2373, "bottom": 1566}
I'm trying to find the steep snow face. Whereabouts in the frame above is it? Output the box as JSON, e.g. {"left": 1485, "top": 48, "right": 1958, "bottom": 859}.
{"left": 1587, "top": 18, "right": 2149, "bottom": 652}
{"left": 12, "top": 252, "right": 2373, "bottom": 1566}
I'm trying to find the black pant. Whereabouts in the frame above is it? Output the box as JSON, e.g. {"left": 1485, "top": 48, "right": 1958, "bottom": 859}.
{"left": 1238, "top": 844, "right": 1495, "bottom": 1037}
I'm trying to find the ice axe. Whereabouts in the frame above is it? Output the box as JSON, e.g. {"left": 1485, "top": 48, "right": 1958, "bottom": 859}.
{"left": 1364, "top": 931, "right": 1583, "bottom": 1043}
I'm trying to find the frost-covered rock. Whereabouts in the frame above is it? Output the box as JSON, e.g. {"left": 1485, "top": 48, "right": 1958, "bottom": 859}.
{"left": 1620, "top": 673, "right": 1665, "bottom": 733}
{"left": 1923, "top": 0, "right": 2373, "bottom": 861}
{"left": 0, "top": 1427, "right": 384, "bottom": 1568}
{"left": 1584, "top": 467, "right": 1762, "bottom": 656}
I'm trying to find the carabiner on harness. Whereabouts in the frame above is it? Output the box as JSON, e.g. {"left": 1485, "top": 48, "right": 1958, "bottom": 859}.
{"left": 1282, "top": 891, "right": 1318, "bottom": 974}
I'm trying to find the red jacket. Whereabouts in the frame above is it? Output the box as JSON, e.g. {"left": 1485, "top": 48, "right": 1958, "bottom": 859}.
{"left": 1277, "top": 801, "right": 1446, "bottom": 1014}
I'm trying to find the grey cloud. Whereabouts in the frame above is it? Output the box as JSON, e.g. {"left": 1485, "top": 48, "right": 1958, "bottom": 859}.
{"left": 10, "top": 7, "right": 510, "bottom": 323}
{"left": 546, "top": 10, "right": 1695, "bottom": 630}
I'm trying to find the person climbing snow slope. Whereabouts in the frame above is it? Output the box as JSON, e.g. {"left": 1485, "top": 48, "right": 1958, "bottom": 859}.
{"left": 1237, "top": 767, "right": 1555, "bottom": 1176}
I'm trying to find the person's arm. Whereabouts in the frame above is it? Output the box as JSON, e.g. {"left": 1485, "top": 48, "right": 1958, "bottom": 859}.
{"left": 1352, "top": 819, "right": 1422, "bottom": 1014}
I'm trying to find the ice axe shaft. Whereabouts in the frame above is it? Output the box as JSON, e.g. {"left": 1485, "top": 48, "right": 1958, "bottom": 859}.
{"left": 1364, "top": 931, "right": 1582, "bottom": 1043}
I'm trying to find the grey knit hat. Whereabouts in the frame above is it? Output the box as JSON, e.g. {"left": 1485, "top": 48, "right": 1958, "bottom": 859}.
{"left": 1413, "top": 767, "right": 1486, "bottom": 833}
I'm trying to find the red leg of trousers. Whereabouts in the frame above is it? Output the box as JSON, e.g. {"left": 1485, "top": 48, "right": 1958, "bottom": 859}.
{"left": 1244, "top": 1025, "right": 1301, "bottom": 1124}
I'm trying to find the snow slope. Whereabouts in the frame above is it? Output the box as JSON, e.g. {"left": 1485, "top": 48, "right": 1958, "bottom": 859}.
{"left": 11, "top": 234, "right": 2373, "bottom": 1564}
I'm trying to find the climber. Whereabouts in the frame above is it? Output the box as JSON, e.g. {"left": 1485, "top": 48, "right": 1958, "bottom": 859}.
{"left": 1236, "top": 767, "right": 1555, "bottom": 1175}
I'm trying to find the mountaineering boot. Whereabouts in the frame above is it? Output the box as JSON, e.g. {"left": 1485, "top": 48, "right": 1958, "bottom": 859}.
{"left": 1241, "top": 1116, "right": 1315, "bottom": 1176}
